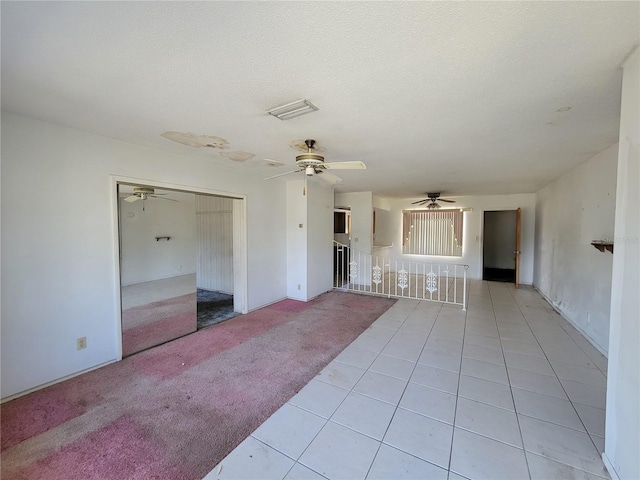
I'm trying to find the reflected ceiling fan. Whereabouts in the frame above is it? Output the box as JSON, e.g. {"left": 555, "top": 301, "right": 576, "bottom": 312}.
{"left": 264, "top": 139, "right": 366, "bottom": 185}
{"left": 412, "top": 192, "right": 456, "bottom": 209}
{"left": 124, "top": 187, "right": 177, "bottom": 210}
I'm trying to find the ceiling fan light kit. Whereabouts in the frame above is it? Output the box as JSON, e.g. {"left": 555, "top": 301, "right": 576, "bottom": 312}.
{"left": 264, "top": 139, "right": 366, "bottom": 185}
{"left": 267, "top": 99, "right": 318, "bottom": 120}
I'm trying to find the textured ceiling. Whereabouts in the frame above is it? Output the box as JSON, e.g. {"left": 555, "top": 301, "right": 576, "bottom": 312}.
{"left": 2, "top": 2, "right": 638, "bottom": 197}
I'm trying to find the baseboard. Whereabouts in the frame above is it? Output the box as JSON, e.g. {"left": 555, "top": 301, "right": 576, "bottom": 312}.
{"left": 247, "top": 296, "right": 288, "bottom": 312}
{"left": 532, "top": 284, "right": 608, "bottom": 357}
{"left": 1, "top": 359, "right": 118, "bottom": 403}
{"left": 602, "top": 452, "right": 620, "bottom": 480}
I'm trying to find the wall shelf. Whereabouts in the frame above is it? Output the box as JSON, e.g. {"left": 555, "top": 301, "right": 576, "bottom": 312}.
{"left": 591, "top": 241, "right": 613, "bottom": 253}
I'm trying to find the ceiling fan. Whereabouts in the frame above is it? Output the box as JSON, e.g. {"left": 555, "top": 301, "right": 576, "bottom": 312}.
{"left": 124, "top": 187, "right": 177, "bottom": 203}
{"left": 265, "top": 139, "right": 366, "bottom": 185}
{"left": 412, "top": 192, "right": 456, "bottom": 209}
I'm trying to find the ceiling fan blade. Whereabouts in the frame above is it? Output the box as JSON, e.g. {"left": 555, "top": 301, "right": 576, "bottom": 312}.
{"left": 439, "top": 198, "right": 456, "bottom": 203}
{"left": 262, "top": 158, "right": 286, "bottom": 168}
{"left": 124, "top": 195, "right": 140, "bottom": 202}
{"left": 316, "top": 171, "right": 343, "bottom": 185}
{"left": 412, "top": 199, "right": 430, "bottom": 205}
{"left": 150, "top": 195, "right": 178, "bottom": 202}
{"left": 322, "top": 161, "right": 366, "bottom": 170}
{"left": 264, "top": 169, "right": 303, "bottom": 180}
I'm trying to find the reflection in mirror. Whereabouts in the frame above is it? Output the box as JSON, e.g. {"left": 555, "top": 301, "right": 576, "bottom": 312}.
{"left": 118, "top": 185, "right": 197, "bottom": 356}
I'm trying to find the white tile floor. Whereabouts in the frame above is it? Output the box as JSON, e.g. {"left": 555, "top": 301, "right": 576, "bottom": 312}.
{"left": 205, "top": 281, "right": 610, "bottom": 480}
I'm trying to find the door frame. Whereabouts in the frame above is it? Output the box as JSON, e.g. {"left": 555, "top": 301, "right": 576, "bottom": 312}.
{"left": 515, "top": 207, "right": 521, "bottom": 288}
{"left": 110, "top": 175, "right": 248, "bottom": 360}
{"left": 480, "top": 208, "right": 521, "bottom": 287}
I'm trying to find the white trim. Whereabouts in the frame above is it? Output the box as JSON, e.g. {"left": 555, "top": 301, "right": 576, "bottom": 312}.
{"left": 233, "top": 198, "right": 248, "bottom": 314}
{"left": 110, "top": 177, "right": 124, "bottom": 360}
{"left": 602, "top": 452, "right": 621, "bottom": 480}
{"left": 112, "top": 175, "right": 245, "bottom": 200}
{"left": 247, "top": 297, "right": 288, "bottom": 312}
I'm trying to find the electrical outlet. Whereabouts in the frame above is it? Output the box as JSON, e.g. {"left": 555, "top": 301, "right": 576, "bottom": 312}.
{"left": 297, "top": 284, "right": 301, "bottom": 290}
{"left": 77, "top": 337, "right": 87, "bottom": 350}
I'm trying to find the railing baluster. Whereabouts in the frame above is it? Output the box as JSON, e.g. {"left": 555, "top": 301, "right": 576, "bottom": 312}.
{"left": 463, "top": 267, "right": 467, "bottom": 311}
{"left": 332, "top": 241, "right": 467, "bottom": 309}
{"left": 454, "top": 265, "right": 457, "bottom": 303}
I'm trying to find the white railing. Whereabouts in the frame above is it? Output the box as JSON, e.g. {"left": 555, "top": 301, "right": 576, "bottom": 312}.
{"left": 333, "top": 241, "right": 468, "bottom": 310}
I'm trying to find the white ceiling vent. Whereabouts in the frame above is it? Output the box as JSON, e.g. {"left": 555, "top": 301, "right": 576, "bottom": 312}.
{"left": 267, "top": 99, "right": 318, "bottom": 120}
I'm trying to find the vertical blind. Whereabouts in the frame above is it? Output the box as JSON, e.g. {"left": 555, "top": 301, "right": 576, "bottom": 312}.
{"left": 402, "top": 209, "right": 463, "bottom": 256}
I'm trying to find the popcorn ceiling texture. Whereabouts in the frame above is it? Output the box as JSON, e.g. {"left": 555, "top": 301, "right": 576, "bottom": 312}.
{"left": 2, "top": 2, "right": 637, "bottom": 196}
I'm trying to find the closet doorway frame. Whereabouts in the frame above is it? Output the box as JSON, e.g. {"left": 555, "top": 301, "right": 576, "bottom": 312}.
{"left": 110, "top": 175, "right": 248, "bottom": 360}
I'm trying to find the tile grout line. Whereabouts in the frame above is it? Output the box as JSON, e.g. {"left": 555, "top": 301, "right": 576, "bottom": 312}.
{"left": 508, "top": 284, "right": 609, "bottom": 479}
{"left": 363, "top": 300, "right": 443, "bottom": 479}
{"left": 445, "top": 291, "right": 468, "bottom": 477}
{"left": 278, "top": 301, "right": 419, "bottom": 479}
{"left": 513, "top": 289, "right": 609, "bottom": 461}
{"left": 297, "top": 300, "right": 425, "bottom": 480}
{"left": 493, "top": 283, "right": 533, "bottom": 480}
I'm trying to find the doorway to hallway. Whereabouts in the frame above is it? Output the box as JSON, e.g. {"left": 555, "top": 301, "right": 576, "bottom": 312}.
{"left": 482, "top": 209, "right": 521, "bottom": 286}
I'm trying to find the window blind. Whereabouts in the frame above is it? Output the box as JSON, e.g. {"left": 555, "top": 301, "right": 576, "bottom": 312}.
{"left": 402, "top": 209, "right": 463, "bottom": 256}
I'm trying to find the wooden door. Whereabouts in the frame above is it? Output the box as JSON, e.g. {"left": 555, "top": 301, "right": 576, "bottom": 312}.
{"left": 515, "top": 207, "right": 521, "bottom": 289}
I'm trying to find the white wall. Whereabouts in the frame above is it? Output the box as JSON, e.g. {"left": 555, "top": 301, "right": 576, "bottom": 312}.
{"left": 382, "top": 194, "right": 536, "bottom": 283}
{"left": 196, "top": 195, "right": 234, "bottom": 294}
{"left": 533, "top": 144, "right": 618, "bottom": 354}
{"left": 286, "top": 179, "right": 333, "bottom": 301}
{"left": 604, "top": 47, "right": 640, "bottom": 480}
{"left": 120, "top": 190, "right": 197, "bottom": 286}
{"left": 286, "top": 180, "right": 307, "bottom": 300}
{"left": 307, "top": 181, "right": 334, "bottom": 299}
{"left": 0, "top": 112, "right": 287, "bottom": 399}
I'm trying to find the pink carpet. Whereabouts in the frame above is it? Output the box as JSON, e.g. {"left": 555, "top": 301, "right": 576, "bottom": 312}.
{"left": 1, "top": 291, "right": 395, "bottom": 480}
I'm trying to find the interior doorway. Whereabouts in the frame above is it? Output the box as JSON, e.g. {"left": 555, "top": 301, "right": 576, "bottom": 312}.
{"left": 482, "top": 209, "right": 521, "bottom": 286}
{"left": 195, "top": 194, "right": 237, "bottom": 329}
